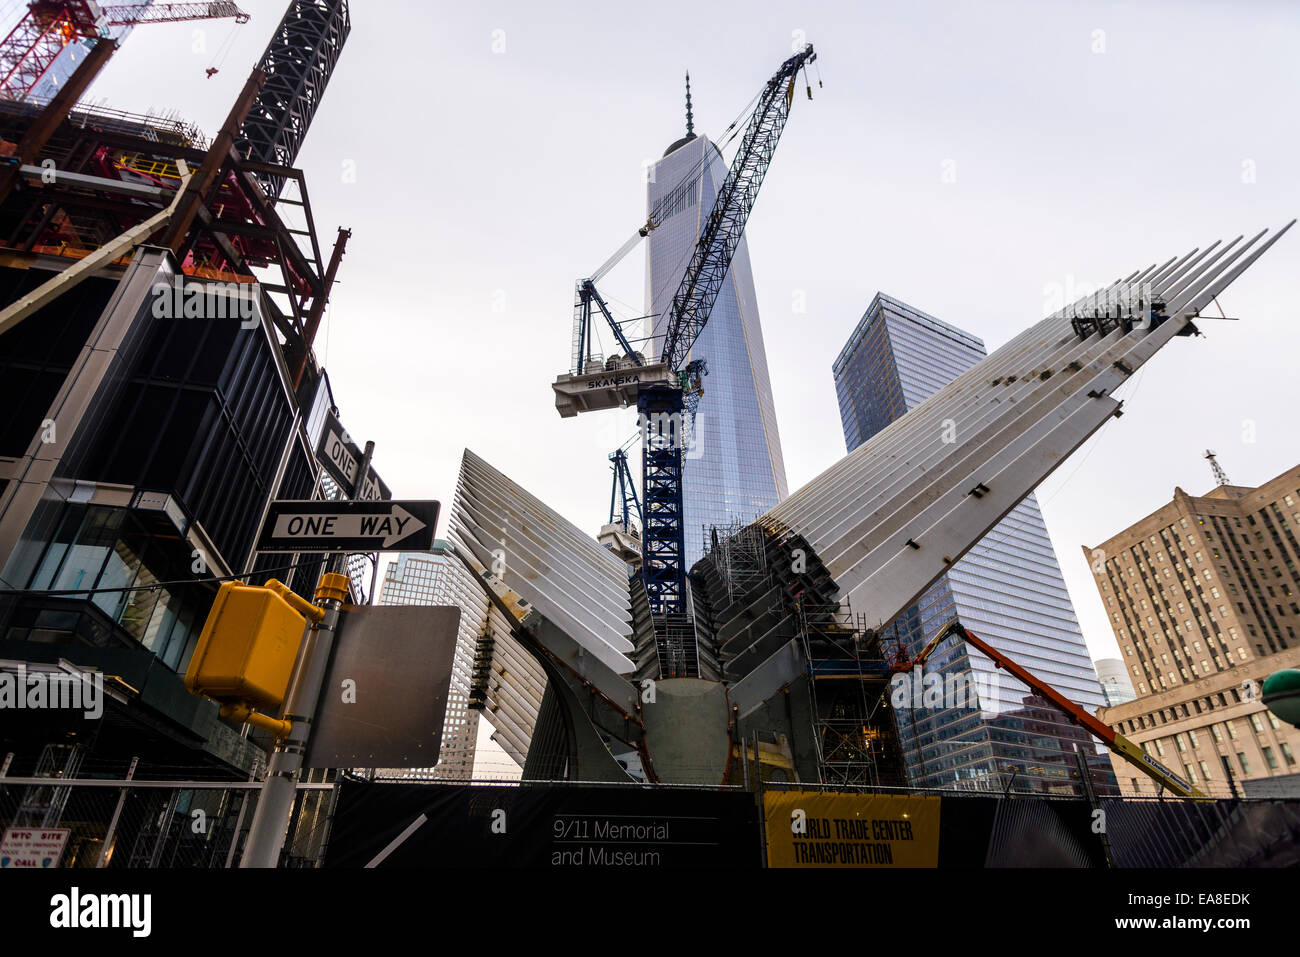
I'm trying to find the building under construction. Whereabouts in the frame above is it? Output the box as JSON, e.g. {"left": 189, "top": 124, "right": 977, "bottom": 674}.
{"left": 0, "top": 5, "right": 1293, "bottom": 871}
{"left": 0, "top": 0, "right": 359, "bottom": 834}
{"left": 452, "top": 218, "right": 1291, "bottom": 794}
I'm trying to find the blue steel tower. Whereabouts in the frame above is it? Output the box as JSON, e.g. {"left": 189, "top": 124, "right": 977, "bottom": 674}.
{"left": 834, "top": 293, "right": 1113, "bottom": 796}
{"left": 645, "top": 76, "right": 788, "bottom": 569}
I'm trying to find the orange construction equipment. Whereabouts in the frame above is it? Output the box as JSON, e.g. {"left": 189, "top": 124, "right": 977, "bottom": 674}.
{"left": 896, "top": 619, "right": 1206, "bottom": 798}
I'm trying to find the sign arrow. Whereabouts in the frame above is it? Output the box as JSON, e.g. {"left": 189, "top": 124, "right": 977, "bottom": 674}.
{"left": 272, "top": 504, "right": 427, "bottom": 549}
{"left": 257, "top": 500, "right": 439, "bottom": 554}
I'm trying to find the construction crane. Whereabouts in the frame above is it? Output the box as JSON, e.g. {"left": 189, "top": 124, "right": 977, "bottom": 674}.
{"left": 0, "top": 1, "right": 251, "bottom": 101}
{"left": 1205, "top": 449, "right": 1231, "bottom": 487}
{"left": 897, "top": 620, "right": 1207, "bottom": 798}
{"left": 553, "top": 44, "right": 818, "bottom": 646}
{"left": 598, "top": 447, "right": 643, "bottom": 567}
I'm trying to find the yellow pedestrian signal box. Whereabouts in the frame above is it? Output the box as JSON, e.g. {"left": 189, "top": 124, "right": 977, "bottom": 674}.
{"left": 185, "top": 582, "right": 309, "bottom": 711}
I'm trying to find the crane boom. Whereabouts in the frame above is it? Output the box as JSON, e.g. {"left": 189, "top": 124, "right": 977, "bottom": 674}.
{"left": 0, "top": 1, "right": 250, "bottom": 101}
{"left": 660, "top": 43, "right": 814, "bottom": 372}
{"left": 901, "top": 621, "right": 1206, "bottom": 798}
{"left": 100, "top": 3, "right": 251, "bottom": 26}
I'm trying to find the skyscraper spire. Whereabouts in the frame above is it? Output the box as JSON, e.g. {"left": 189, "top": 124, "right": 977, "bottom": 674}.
{"left": 685, "top": 71, "right": 694, "bottom": 137}
{"left": 662, "top": 71, "right": 699, "bottom": 156}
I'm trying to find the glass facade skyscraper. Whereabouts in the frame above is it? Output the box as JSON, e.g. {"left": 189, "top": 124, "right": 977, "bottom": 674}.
{"left": 645, "top": 132, "right": 787, "bottom": 568}
{"left": 833, "top": 293, "right": 1113, "bottom": 795}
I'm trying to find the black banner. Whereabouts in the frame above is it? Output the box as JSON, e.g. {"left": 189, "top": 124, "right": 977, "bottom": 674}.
{"left": 325, "top": 782, "right": 761, "bottom": 868}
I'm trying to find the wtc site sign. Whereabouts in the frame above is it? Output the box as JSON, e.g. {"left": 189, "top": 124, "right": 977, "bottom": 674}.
{"left": 0, "top": 827, "right": 70, "bottom": 868}
{"left": 763, "top": 791, "right": 940, "bottom": 867}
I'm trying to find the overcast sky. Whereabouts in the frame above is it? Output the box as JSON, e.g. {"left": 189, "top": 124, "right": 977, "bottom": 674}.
{"left": 59, "top": 0, "right": 1300, "bottom": 667}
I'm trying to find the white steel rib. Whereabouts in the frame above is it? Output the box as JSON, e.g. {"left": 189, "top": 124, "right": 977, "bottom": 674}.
{"left": 448, "top": 449, "right": 636, "bottom": 675}
{"left": 763, "top": 224, "right": 1293, "bottom": 632}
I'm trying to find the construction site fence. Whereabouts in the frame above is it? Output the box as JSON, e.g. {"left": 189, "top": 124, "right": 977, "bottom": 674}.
{"left": 2, "top": 769, "right": 1297, "bottom": 868}
{"left": 0, "top": 774, "right": 336, "bottom": 869}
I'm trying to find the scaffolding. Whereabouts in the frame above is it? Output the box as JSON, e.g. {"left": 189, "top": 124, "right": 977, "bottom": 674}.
{"left": 705, "top": 520, "right": 768, "bottom": 606}
{"left": 467, "top": 616, "right": 494, "bottom": 710}
{"left": 797, "top": 601, "right": 897, "bottom": 787}
{"left": 654, "top": 612, "right": 696, "bottom": 679}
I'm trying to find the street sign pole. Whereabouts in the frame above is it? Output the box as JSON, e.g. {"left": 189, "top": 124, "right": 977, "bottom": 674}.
{"left": 239, "top": 575, "right": 347, "bottom": 868}
{"left": 340, "top": 439, "right": 374, "bottom": 575}
{"left": 240, "top": 441, "right": 373, "bottom": 868}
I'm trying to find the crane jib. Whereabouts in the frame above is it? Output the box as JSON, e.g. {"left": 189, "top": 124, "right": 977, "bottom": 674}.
{"left": 661, "top": 43, "right": 815, "bottom": 373}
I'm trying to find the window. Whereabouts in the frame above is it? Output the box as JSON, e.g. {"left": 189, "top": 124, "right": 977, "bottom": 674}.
{"left": 1251, "top": 714, "right": 1264, "bottom": 733}
{"left": 1200, "top": 760, "right": 1212, "bottom": 781}
{"left": 1212, "top": 725, "right": 1224, "bottom": 743}
{"left": 1263, "top": 747, "right": 1279, "bottom": 770}
{"left": 1282, "top": 743, "right": 1296, "bottom": 766}
{"left": 1238, "top": 753, "right": 1252, "bottom": 775}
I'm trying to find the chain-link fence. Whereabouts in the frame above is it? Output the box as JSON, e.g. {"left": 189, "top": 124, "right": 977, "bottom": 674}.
{"left": 0, "top": 760, "right": 338, "bottom": 868}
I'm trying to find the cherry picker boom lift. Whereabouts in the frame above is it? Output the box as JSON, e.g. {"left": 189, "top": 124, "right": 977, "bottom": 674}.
{"left": 898, "top": 620, "right": 1206, "bottom": 798}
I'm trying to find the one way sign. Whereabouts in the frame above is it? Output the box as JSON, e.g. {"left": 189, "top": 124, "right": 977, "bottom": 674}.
{"left": 256, "top": 500, "right": 439, "bottom": 553}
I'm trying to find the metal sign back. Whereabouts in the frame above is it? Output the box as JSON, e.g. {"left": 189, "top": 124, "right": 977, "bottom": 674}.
{"left": 305, "top": 604, "right": 460, "bottom": 769}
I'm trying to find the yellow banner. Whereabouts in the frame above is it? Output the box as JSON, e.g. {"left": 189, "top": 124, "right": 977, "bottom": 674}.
{"left": 763, "top": 791, "right": 941, "bottom": 867}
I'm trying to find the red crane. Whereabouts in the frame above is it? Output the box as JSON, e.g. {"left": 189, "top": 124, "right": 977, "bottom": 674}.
{"left": 0, "top": 1, "right": 250, "bottom": 101}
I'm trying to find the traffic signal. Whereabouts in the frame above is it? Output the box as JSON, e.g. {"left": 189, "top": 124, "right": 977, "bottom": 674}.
{"left": 185, "top": 581, "right": 314, "bottom": 711}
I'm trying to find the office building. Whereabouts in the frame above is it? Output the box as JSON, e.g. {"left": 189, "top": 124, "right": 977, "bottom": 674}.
{"left": 1088, "top": 462, "right": 1300, "bottom": 796}
{"left": 644, "top": 88, "right": 787, "bottom": 567}
{"left": 833, "top": 293, "right": 1111, "bottom": 795}
{"left": 0, "top": 1, "right": 352, "bottom": 831}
